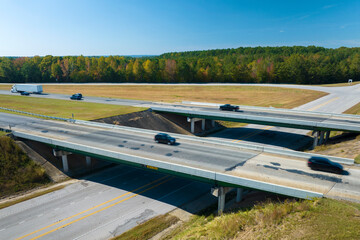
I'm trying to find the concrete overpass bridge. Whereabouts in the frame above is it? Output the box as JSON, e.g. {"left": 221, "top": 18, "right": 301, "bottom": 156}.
{"left": 1, "top": 112, "right": 359, "bottom": 214}
{"left": 151, "top": 105, "right": 360, "bottom": 148}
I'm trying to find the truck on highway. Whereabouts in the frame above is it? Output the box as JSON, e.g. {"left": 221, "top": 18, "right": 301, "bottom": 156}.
{"left": 11, "top": 84, "right": 43, "bottom": 94}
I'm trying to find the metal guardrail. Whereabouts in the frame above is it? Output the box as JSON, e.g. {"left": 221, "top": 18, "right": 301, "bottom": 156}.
{"left": 12, "top": 130, "right": 324, "bottom": 200}
{"left": 0, "top": 107, "right": 74, "bottom": 122}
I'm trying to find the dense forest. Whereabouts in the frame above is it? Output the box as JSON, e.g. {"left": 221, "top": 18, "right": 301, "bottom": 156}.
{"left": 0, "top": 46, "right": 359, "bottom": 84}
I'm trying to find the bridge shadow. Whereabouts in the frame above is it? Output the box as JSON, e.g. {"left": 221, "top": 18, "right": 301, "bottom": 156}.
{"left": 210, "top": 126, "right": 313, "bottom": 150}
{"left": 77, "top": 164, "right": 216, "bottom": 215}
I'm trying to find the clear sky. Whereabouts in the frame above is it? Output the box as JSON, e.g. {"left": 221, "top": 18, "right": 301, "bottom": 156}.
{"left": 0, "top": 0, "right": 359, "bottom": 56}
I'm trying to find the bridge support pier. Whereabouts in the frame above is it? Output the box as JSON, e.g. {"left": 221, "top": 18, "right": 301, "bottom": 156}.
{"left": 325, "top": 131, "right": 330, "bottom": 143}
{"left": 202, "top": 119, "right": 206, "bottom": 131}
{"left": 218, "top": 187, "right": 226, "bottom": 215}
{"left": 189, "top": 118, "right": 205, "bottom": 133}
{"left": 319, "top": 131, "right": 325, "bottom": 145}
{"left": 86, "top": 156, "right": 92, "bottom": 168}
{"left": 211, "top": 186, "right": 233, "bottom": 215}
{"left": 236, "top": 188, "right": 244, "bottom": 202}
{"left": 53, "top": 150, "right": 72, "bottom": 173}
{"left": 211, "top": 120, "right": 215, "bottom": 128}
{"left": 312, "top": 131, "right": 319, "bottom": 149}
{"left": 62, "top": 155, "right": 69, "bottom": 173}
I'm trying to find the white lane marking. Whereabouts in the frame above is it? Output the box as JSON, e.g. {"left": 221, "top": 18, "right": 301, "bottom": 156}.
{"left": 19, "top": 220, "right": 25, "bottom": 224}
{"left": 54, "top": 208, "right": 60, "bottom": 211}
{"left": 84, "top": 196, "right": 90, "bottom": 200}
{"left": 38, "top": 214, "right": 43, "bottom": 217}
{"left": 0, "top": 228, "right": 5, "bottom": 232}
{"left": 70, "top": 202, "right": 75, "bottom": 205}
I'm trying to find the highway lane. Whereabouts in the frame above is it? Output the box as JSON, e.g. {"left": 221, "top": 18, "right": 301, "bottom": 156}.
{"left": 0, "top": 163, "right": 212, "bottom": 240}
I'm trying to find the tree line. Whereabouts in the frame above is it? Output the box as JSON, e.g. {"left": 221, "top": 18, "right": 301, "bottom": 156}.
{"left": 0, "top": 46, "right": 359, "bottom": 84}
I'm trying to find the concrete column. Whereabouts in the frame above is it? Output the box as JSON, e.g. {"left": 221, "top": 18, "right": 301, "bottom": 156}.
{"left": 191, "top": 118, "right": 195, "bottom": 133}
{"left": 236, "top": 188, "right": 244, "bottom": 203}
{"left": 325, "top": 131, "right": 330, "bottom": 143}
{"left": 319, "top": 131, "right": 325, "bottom": 145}
{"left": 201, "top": 119, "right": 206, "bottom": 131}
{"left": 62, "top": 155, "right": 69, "bottom": 173}
{"left": 86, "top": 156, "right": 92, "bottom": 167}
{"left": 218, "top": 187, "right": 226, "bottom": 215}
{"left": 313, "top": 131, "right": 319, "bottom": 149}
{"left": 211, "top": 120, "right": 215, "bottom": 128}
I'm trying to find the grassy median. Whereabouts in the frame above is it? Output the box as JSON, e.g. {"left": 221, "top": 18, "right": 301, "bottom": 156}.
{"left": 38, "top": 84, "right": 327, "bottom": 109}
{"left": 0, "top": 95, "right": 146, "bottom": 120}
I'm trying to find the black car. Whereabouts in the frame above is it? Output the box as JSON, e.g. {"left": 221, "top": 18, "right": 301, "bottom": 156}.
{"left": 219, "top": 104, "right": 239, "bottom": 111}
{"left": 154, "top": 133, "right": 176, "bottom": 145}
{"left": 20, "top": 91, "right": 30, "bottom": 96}
{"left": 70, "top": 93, "right": 83, "bottom": 100}
{"left": 307, "top": 156, "right": 343, "bottom": 174}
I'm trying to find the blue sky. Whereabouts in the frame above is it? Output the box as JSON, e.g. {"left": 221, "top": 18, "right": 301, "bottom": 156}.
{"left": 0, "top": 0, "right": 359, "bottom": 56}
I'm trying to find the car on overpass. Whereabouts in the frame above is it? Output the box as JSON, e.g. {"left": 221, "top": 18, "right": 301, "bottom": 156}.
{"left": 154, "top": 133, "right": 176, "bottom": 145}
{"left": 307, "top": 156, "right": 343, "bottom": 174}
{"left": 70, "top": 93, "right": 83, "bottom": 100}
{"left": 219, "top": 104, "right": 239, "bottom": 111}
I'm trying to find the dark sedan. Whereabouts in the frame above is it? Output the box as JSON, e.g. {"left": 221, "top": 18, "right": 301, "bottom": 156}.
{"left": 307, "top": 156, "right": 343, "bottom": 174}
{"left": 154, "top": 133, "right": 176, "bottom": 145}
{"left": 219, "top": 104, "right": 239, "bottom": 111}
{"left": 70, "top": 93, "right": 83, "bottom": 100}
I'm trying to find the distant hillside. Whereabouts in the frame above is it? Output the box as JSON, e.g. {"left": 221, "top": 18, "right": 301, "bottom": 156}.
{"left": 0, "top": 46, "right": 359, "bottom": 84}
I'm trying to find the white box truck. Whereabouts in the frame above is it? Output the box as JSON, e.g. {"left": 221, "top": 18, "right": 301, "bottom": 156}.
{"left": 11, "top": 84, "right": 43, "bottom": 94}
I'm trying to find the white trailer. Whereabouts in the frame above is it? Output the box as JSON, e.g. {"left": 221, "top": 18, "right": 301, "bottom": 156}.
{"left": 11, "top": 84, "right": 43, "bottom": 94}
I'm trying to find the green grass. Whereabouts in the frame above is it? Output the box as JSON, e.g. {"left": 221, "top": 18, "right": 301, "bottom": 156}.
{"left": 128, "top": 198, "right": 360, "bottom": 240}
{"left": 112, "top": 214, "right": 179, "bottom": 240}
{"left": 0, "top": 95, "right": 146, "bottom": 120}
{"left": 355, "top": 155, "right": 360, "bottom": 164}
{"left": 0, "top": 135, "right": 51, "bottom": 197}
{"left": 0, "top": 185, "right": 66, "bottom": 210}
{"left": 218, "top": 121, "right": 248, "bottom": 128}
{"left": 344, "top": 102, "right": 360, "bottom": 115}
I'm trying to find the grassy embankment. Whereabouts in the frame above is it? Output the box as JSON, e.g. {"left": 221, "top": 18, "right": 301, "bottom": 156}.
{"left": 0, "top": 95, "right": 146, "bottom": 120}
{"left": 115, "top": 198, "right": 360, "bottom": 240}
{"left": 0, "top": 135, "right": 50, "bottom": 198}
